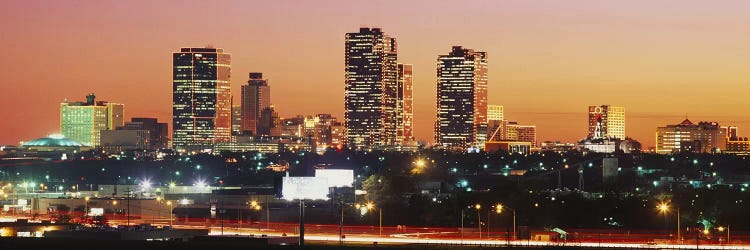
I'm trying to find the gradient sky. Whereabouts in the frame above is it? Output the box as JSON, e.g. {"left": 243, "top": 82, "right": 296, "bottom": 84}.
{"left": 2, "top": 0, "right": 750, "bottom": 148}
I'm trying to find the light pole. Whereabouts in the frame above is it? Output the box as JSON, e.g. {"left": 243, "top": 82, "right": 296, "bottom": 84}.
{"left": 379, "top": 207, "right": 382, "bottom": 236}
{"left": 657, "top": 201, "right": 680, "bottom": 242}
{"left": 488, "top": 204, "right": 503, "bottom": 238}
{"left": 84, "top": 196, "right": 90, "bottom": 218}
{"left": 495, "top": 203, "right": 517, "bottom": 241}
{"left": 460, "top": 208, "right": 464, "bottom": 239}
{"left": 355, "top": 202, "right": 375, "bottom": 234}
{"left": 474, "top": 204, "right": 481, "bottom": 238}
{"left": 166, "top": 201, "right": 173, "bottom": 226}
{"left": 250, "top": 200, "right": 262, "bottom": 231}
{"left": 718, "top": 225, "right": 729, "bottom": 244}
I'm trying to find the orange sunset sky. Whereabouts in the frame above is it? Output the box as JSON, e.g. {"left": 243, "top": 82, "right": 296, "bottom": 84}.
{"left": 1, "top": 0, "right": 750, "bottom": 148}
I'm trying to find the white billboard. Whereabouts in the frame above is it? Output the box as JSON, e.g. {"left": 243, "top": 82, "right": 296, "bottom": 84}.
{"left": 282, "top": 176, "right": 330, "bottom": 200}
{"left": 315, "top": 169, "right": 354, "bottom": 187}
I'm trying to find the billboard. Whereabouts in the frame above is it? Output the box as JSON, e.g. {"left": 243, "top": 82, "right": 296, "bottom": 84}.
{"left": 282, "top": 176, "right": 330, "bottom": 200}
{"left": 315, "top": 169, "right": 354, "bottom": 187}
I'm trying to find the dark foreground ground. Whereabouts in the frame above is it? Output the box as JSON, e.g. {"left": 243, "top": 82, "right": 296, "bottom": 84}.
{"left": 0, "top": 238, "right": 623, "bottom": 250}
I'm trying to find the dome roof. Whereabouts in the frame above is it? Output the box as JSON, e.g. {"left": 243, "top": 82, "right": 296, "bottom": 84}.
{"left": 23, "top": 135, "right": 83, "bottom": 147}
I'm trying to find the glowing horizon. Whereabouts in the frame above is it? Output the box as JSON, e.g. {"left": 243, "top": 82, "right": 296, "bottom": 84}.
{"left": 2, "top": 0, "right": 750, "bottom": 148}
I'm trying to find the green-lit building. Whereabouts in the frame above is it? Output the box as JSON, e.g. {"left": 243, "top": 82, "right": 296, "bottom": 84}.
{"left": 60, "top": 93, "right": 124, "bottom": 147}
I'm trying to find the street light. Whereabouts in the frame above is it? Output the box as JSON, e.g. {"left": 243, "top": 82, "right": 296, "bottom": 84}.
{"left": 474, "top": 204, "right": 482, "bottom": 238}
{"left": 412, "top": 159, "right": 427, "bottom": 174}
{"left": 354, "top": 202, "right": 381, "bottom": 236}
{"left": 656, "top": 201, "right": 680, "bottom": 242}
{"left": 493, "top": 203, "right": 517, "bottom": 241}
{"left": 487, "top": 204, "right": 503, "bottom": 238}
{"left": 717, "top": 225, "right": 730, "bottom": 244}
{"left": 166, "top": 201, "right": 173, "bottom": 226}
{"left": 84, "top": 196, "right": 90, "bottom": 217}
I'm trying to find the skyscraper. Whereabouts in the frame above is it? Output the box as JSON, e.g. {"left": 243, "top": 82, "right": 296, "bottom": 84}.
{"left": 60, "top": 93, "right": 124, "bottom": 147}
{"left": 172, "top": 47, "right": 231, "bottom": 150}
{"left": 588, "top": 105, "right": 625, "bottom": 139}
{"left": 231, "top": 104, "right": 242, "bottom": 135}
{"left": 397, "top": 63, "right": 414, "bottom": 144}
{"left": 241, "top": 72, "right": 270, "bottom": 134}
{"left": 435, "top": 46, "right": 488, "bottom": 150}
{"left": 344, "top": 27, "right": 398, "bottom": 148}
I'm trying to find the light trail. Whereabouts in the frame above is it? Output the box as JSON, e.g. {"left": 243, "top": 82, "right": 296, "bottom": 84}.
{"left": 204, "top": 226, "right": 750, "bottom": 249}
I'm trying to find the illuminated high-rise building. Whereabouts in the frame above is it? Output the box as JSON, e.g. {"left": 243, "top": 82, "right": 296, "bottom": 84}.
{"left": 344, "top": 27, "right": 398, "bottom": 148}
{"left": 60, "top": 93, "right": 124, "bottom": 147}
{"left": 488, "top": 120, "right": 537, "bottom": 147}
{"left": 588, "top": 105, "right": 625, "bottom": 139}
{"left": 258, "top": 106, "right": 282, "bottom": 136}
{"left": 397, "top": 63, "right": 414, "bottom": 144}
{"left": 231, "top": 104, "right": 242, "bottom": 135}
{"left": 241, "top": 72, "right": 270, "bottom": 134}
{"left": 435, "top": 46, "right": 488, "bottom": 150}
{"left": 172, "top": 47, "right": 231, "bottom": 150}
{"left": 656, "top": 119, "right": 726, "bottom": 154}
{"left": 488, "top": 105, "right": 504, "bottom": 122}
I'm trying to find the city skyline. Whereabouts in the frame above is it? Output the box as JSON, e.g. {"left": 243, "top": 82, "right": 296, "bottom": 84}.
{"left": 3, "top": 1, "right": 750, "bottom": 148}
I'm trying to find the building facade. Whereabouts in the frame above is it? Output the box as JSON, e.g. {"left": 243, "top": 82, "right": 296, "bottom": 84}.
{"left": 396, "top": 63, "right": 414, "bottom": 144}
{"left": 344, "top": 27, "right": 398, "bottom": 148}
{"left": 435, "top": 46, "right": 488, "bottom": 151}
{"left": 257, "top": 106, "right": 282, "bottom": 136}
{"left": 488, "top": 105, "right": 504, "bottom": 122}
{"left": 128, "top": 118, "right": 168, "bottom": 149}
{"left": 172, "top": 47, "right": 231, "bottom": 150}
{"left": 655, "top": 119, "right": 726, "bottom": 154}
{"left": 588, "top": 105, "right": 625, "bottom": 139}
{"left": 60, "top": 93, "right": 124, "bottom": 147}
{"left": 488, "top": 120, "right": 537, "bottom": 147}
{"left": 241, "top": 72, "right": 270, "bottom": 134}
{"left": 231, "top": 104, "right": 242, "bottom": 135}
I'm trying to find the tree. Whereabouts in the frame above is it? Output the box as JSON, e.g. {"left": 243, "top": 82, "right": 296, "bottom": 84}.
{"left": 362, "top": 174, "right": 391, "bottom": 204}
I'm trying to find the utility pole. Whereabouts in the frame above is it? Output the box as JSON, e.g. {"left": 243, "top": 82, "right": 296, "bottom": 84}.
{"left": 299, "top": 199, "right": 305, "bottom": 246}
{"left": 513, "top": 209, "right": 517, "bottom": 240}
{"left": 477, "top": 208, "right": 481, "bottom": 238}
{"left": 460, "top": 209, "right": 464, "bottom": 239}
{"left": 677, "top": 207, "right": 681, "bottom": 242}
{"left": 339, "top": 206, "right": 344, "bottom": 245}
{"left": 126, "top": 189, "right": 130, "bottom": 226}
{"left": 379, "top": 208, "right": 382, "bottom": 236}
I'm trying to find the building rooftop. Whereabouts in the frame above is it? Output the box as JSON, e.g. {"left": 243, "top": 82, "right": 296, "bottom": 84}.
{"left": 22, "top": 134, "right": 83, "bottom": 147}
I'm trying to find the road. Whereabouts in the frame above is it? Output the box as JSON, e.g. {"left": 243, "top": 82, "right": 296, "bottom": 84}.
{"left": 5, "top": 214, "right": 749, "bottom": 249}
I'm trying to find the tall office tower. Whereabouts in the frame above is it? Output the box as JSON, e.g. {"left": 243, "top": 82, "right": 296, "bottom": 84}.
{"left": 60, "top": 93, "right": 124, "bottom": 147}
{"left": 435, "top": 46, "right": 488, "bottom": 151}
{"left": 656, "top": 119, "right": 726, "bottom": 154}
{"left": 231, "top": 104, "right": 242, "bottom": 135}
{"left": 344, "top": 27, "right": 398, "bottom": 148}
{"left": 257, "top": 106, "right": 282, "bottom": 136}
{"left": 397, "top": 63, "right": 414, "bottom": 144}
{"left": 488, "top": 105, "right": 504, "bottom": 122}
{"left": 172, "top": 47, "right": 231, "bottom": 150}
{"left": 588, "top": 105, "right": 625, "bottom": 139}
{"left": 241, "top": 72, "right": 270, "bottom": 134}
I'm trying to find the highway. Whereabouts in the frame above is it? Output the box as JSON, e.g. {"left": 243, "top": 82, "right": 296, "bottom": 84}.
{"left": 104, "top": 217, "right": 750, "bottom": 249}
{"left": 4, "top": 214, "right": 749, "bottom": 249}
